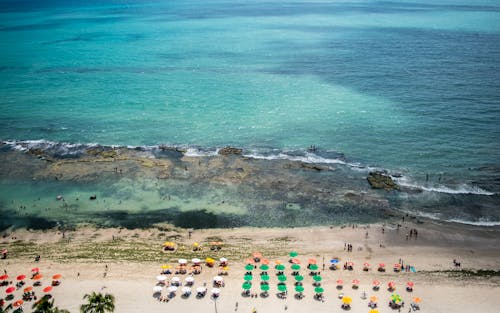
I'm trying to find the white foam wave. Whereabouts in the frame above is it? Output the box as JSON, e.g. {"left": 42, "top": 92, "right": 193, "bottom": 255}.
{"left": 184, "top": 148, "right": 218, "bottom": 157}
{"left": 394, "top": 177, "right": 494, "bottom": 196}
{"left": 446, "top": 219, "right": 500, "bottom": 227}
{"left": 243, "top": 151, "right": 347, "bottom": 165}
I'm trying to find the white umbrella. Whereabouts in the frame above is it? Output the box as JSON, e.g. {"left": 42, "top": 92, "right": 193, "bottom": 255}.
{"left": 156, "top": 275, "right": 167, "bottom": 282}
{"left": 168, "top": 286, "right": 178, "bottom": 293}
{"left": 192, "top": 258, "right": 201, "bottom": 264}
{"left": 185, "top": 276, "right": 194, "bottom": 283}
{"left": 213, "top": 276, "right": 223, "bottom": 282}
{"left": 219, "top": 257, "right": 228, "bottom": 263}
{"left": 171, "top": 277, "right": 180, "bottom": 283}
{"left": 196, "top": 287, "right": 207, "bottom": 293}
{"left": 178, "top": 259, "right": 187, "bottom": 265}
{"left": 153, "top": 286, "right": 163, "bottom": 293}
{"left": 182, "top": 286, "right": 191, "bottom": 294}
{"left": 211, "top": 288, "right": 221, "bottom": 294}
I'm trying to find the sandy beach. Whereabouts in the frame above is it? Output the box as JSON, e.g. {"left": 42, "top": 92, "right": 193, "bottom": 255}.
{"left": 1, "top": 220, "right": 499, "bottom": 312}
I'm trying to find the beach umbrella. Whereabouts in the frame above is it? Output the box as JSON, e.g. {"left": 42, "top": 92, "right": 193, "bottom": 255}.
{"left": 211, "top": 288, "right": 221, "bottom": 295}
{"left": 291, "top": 258, "right": 301, "bottom": 264}
{"left": 185, "top": 276, "right": 194, "bottom": 284}
{"left": 378, "top": 263, "right": 385, "bottom": 268}
{"left": 244, "top": 275, "right": 253, "bottom": 281}
{"left": 277, "top": 284, "right": 287, "bottom": 292}
{"left": 259, "top": 264, "right": 269, "bottom": 271}
{"left": 261, "top": 259, "right": 270, "bottom": 265}
{"left": 16, "top": 274, "right": 26, "bottom": 281}
{"left": 245, "top": 258, "right": 255, "bottom": 265}
{"left": 171, "top": 276, "right": 180, "bottom": 283}
{"left": 370, "top": 296, "right": 378, "bottom": 302}
{"left": 261, "top": 284, "right": 270, "bottom": 291}
{"left": 336, "top": 279, "right": 343, "bottom": 285}
{"left": 275, "top": 260, "right": 283, "bottom": 265}
{"left": 33, "top": 274, "right": 42, "bottom": 280}
{"left": 206, "top": 257, "right": 215, "bottom": 264}
{"left": 242, "top": 282, "right": 252, "bottom": 290}
{"left": 308, "top": 258, "right": 317, "bottom": 265}
{"left": 372, "top": 280, "right": 381, "bottom": 286}
{"left": 5, "top": 286, "right": 15, "bottom": 294}
{"left": 52, "top": 274, "right": 62, "bottom": 280}
{"left": 309, "top": 264, "right": 318, "bottom": 271}
{"left": 363, "top": 262, "right": 370, "bottom": 268}
{"left": 13, "top": 300, "right": 24, "bottom": 307}
{"left": 342, "top": 296, "right": 352, "bottom": 304}
{"left": 196, "top": 287, "right": 207, "bottom": 293}
{"left": 220, "top": 257, "right": 228, "bottom": 262}
{"left": 391, "top": 294, "right": 402, "bottom": 303}
{"left": 278, "top": 275, "right": 287, "bottom": 282}
{"left": 291, "top": 264, "right": 301, "bottom": 271}
{"left": 312, "top": 275, "right": 322, "bottom": 282}
{"left": 347, "top": 261, "right": 354, "bottom": 267}
{"left": 369, "top": 310, "right": 379, "bottom": 313}
{"left": 294, "top": 275, "right": 304, "bottom": 282}
{"left": 330, "top": 259, "right": 339, "bottom": 264}
{"left": 388, "top": 281, "right": 396, "bottom": 289}
{"left": 295, "top": 285, "right": 304, "bottom": 293}
{"left": 31, "top": 268, "right": 40, "bottom": 273}
{"left": 192, "top": 258, "right": 201, "bottom": 264}
{"left": 0, "top": 274, "right": 8, "bottom": 281}
{"left": 43, "top": 286, "right": 53, "bottom": 293}
{"left": 407, "top": 281, "right": 414, "bottom": 288}
{"left": 160, "top": 264, "right": 171, "bottom": 270}
{"left": 413, "top": 297, "right": 422, "bottom": 303}
{"left": 314, "top": 287, "right": 324, "bottom": 294}
{"left": 178, "top": 258, "right": 187, "bottom": 265}
{"left": 352, "top": 279, "right": 360, "bottom": 285}
{"left": 23, "top": 286, "right": 33, "bottom": 293}
{"left": 261, "top": 275, "right": 270, "bottom": 281}
{"left": 253, "top": 252, "right": 263, "bottom": 259}
{"left": 153, "top": 286, "right": 163, "bottom": 293}
{"left": 213, "top": 276, "right": 223, "bottom": 282}
{"left": 289, "top": 251, "right": 298, "bottom": 257}
{"left": 182, "top": 286, "right": 191, "bottom": 294}
{"left": 168, "top": 286, "right": 178, "bottom": 293}
{"left": 245, "top": 264, "right": 254, "bottom": 271}
{"left": 156, "top": 275, "right": 167, "bottom": 282}
{"left": 276, "top": 264, "right": 285, "bottom": 271}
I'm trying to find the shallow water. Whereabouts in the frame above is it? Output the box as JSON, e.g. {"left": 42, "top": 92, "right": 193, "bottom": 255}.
{"left": 1, "top": 0, "right": 499, "bottom": 227}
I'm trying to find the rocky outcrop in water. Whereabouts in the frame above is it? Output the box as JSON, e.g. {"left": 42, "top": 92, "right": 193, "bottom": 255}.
{"left": 218, "top": 146, "right": 243, "bottom": 156}
{"left": 367, "top": 172, "right": 399, "bottom": 191}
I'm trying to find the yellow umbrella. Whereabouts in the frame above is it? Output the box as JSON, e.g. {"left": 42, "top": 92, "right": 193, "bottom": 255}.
{"left": 161, "top": 265, "right": 171, "bottom": 269}
{"left": 163, "top": 241, "right": 175, "bottom": 247}
{"left": 223, "top": 266, "right": 229, "bottom": 271}
{"left": 193, "top": 242, "right": 199, "bottom": 247}
{"left": 342, "top": 296, "right": 352, "bottom": 304}
{"left": 369, "top": 310, "right": 379, "bottom": 313}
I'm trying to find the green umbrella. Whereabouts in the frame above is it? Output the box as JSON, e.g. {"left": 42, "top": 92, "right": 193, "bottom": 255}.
{"left": 259, "top": 264, "right": 269, "bottom": 271}
{"left": 277, "top": 284, "right": 287, "bottom": 292}
{"left": 278, "top": 275, "right": 287, "bottom": 282}
{"left": 260, "top": 284, "right": 270, "bottom": 291}
{"left": 261, "top": 275, "right": 270, "bottom": 281}
{"left": 245, "top": 264, "right": 254, "bottom": 271}
{"left": 244, "top": 275, "right": 253, "bottom": 281}
{"left": 294, "top": 275, "right": 304, "bottom": 282}
{"left": 314, "top": 287, "right": 324, "bottom": 293}
{"left": 309, "top": 264, "right": 318, "bottom": 271}
{"left": 291, "top": 264, "right": 301, "bottom": 270}
{"left": 295, "top": 285, "right": 304, "bottom": 293}
{"left": 391, "top": 294, "right": 402, "bottom": 303}
{"left": 242, "top": 282, "right": 252, "bottom": 290}
{"left": 276, "top": 264, "right": 285, "bottom": 271}
{"left": 289, "top": 251, "right": 298, "bottom": 257}
{"left": 312, "top": 275, "right": 322, "bottom": 282}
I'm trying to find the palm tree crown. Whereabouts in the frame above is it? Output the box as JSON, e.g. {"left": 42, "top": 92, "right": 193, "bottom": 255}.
{"left": 80, "top": 292, "right": 115, "bottom": 313}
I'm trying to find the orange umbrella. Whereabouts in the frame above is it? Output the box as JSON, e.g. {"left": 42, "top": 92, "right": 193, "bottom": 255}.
{"left": 245, "top": 258, "right": 254, "bottom": 265}
{"left": 13, "top": 300, "right": 24, "bottom": 307}
{"left": 394, "top": 263, "right": 401, "bottom": 268}
{"left": 43, "top": 286, "right": 52, "bottom": 293}
{"left": 413, "top": 297, "right": 422, "bottom": 303}
{"left": 308, "top": 258, "right": 317, "bottom": 264}
{"left": 253, "top": 252, "right": 262, "bottom": 258}
{"left": 291, "top": 258, "right": 301, "bottom": 264}
{"left": 370, "top": 296, "right": 378, "bottom": 302}
{"left": 275, "top": 260, "right": 282, "bottom": 265}
{"left": 33, "top": 274, "right": 43, "bottom": 280}
{"left": 23, "top": 286, "right": 33, "bottom": 292}
{"left": 261, "top": 259, "right": 270, "bottom": 265}
{"left": 52, "top": 274, "right": 62, "bottom": 280}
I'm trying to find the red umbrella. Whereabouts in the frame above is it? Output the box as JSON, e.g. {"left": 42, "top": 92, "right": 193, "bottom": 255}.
{"left": 347, "top": 261, "right": 354, "bottom": 266}
{"left": 5, "top": 286, "right": 15, "bottom": 294}
{"left": 388, "top": 281, "right": 396, "bottom": 289}
{"left": 352, "top": 279, "right": 360, "bottom": 285}
{"left": 372, "top": 280, "right": 381, "bottom": 286}
{"left": 253, "top": 252, "right": 263, "bottom": 258}
{"left": 394, "top": 263, "right": 401, "bottom": 268}
{"left": 407, "top": 281, "right": 414, "bottom": 288}
{"left": 363, "top": 262, "right": 370, "bottom": 267}
{"left": 43, "top": 286, "right": 52, "bottom": 293}
{"left": 0, "top": 274, "right": 8, "bottom": 280}
{"left": 291, "top": 258, "right": 301, "bottom": 264}
{"left": 16, "top": 274, "right": 26, "bottom": 281}
{"left": 261, "top": 259, "right": 270, "bottom": 265}
{"left": 13, "top": 300, "right": 24, "bottom": 307}
{"left": 245, "top": 258, "right": 254, "bottom": 265}
{"left": 378, "top": 263, "right": 385, "bottom": 268}
{"left": 336, "top": 279, "right": 344, "bottom": 285}
{"left": 23, "top": 286, "right": 33, "bottom": 293}
{"left": 52, "top": 274, "right": 62, "bottom": 280}
{"left": 31, "top": 268, "right": 40, "bottom": 273}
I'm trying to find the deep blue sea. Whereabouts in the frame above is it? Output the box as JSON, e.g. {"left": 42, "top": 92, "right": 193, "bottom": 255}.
{"left": 1, "top": 0, "right": 499, "bottom": 227}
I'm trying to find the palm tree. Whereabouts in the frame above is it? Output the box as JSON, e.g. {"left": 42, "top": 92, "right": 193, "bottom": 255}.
{"left": 80, "top": 292, "right": 115, "bottom": 313}
{"left": 32, "top": 296, "right": 70, "bottom": 313}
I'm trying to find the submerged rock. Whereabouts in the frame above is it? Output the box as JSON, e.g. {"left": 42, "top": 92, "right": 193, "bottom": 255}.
{"left": 367, "top": 172, "right": 399, "bottom": 191}
{"left": 86, "top": 148, "right": 117, "bottom": 158}
{"left": 218, "top": 146, "right": 243, "bottom": 156}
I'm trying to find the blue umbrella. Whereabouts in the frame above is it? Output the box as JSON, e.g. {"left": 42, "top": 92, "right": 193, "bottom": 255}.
{"left": 330, "top": 259, "right": 339, "bottom": 264}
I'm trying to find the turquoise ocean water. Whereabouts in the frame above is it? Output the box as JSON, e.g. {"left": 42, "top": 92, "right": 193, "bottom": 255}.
{"left": 1, "top": 0, "right": 499, "bottom": 227}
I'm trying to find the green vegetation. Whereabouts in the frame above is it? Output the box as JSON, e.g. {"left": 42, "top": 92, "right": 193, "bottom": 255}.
{"left": 80, "top": 292, "right": 115, "bottom": 313}
{"left": 32, "top": 295, "right": 70, "bottom": 313}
